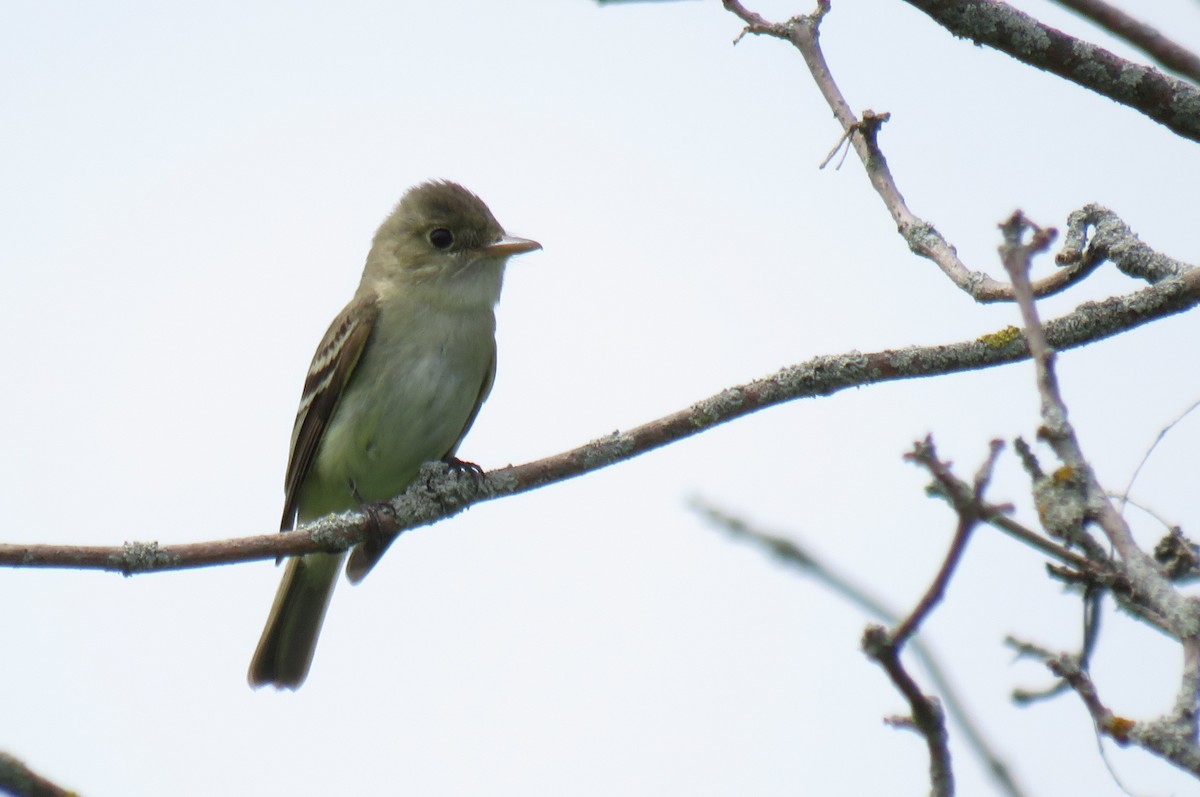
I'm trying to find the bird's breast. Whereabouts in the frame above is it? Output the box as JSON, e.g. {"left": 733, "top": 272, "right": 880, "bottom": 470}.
{"left": 303, "top": 300, "right": 496, "bottom": 515}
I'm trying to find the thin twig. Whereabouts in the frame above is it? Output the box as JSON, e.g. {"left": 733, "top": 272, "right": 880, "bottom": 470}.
{"left": 860, "top": 440, "right": 1009, "bottom": 797}
{"left": 1118, "top": 398, "right": 1200, "bottom": 512}
{"left": 862, "top": 624, "right": 955, "bottom": 797}
{"left": 695, "top": 501, "right": 1030, "bottom": 797}
{"left": 1009, "top": 638, "right": 1200, "bottom": 778}
{"left": 896, "top": 438, "right": 1002, "bottom": 644}
{"left": 722, "top": 4, "right": 1161, "bottom": 303}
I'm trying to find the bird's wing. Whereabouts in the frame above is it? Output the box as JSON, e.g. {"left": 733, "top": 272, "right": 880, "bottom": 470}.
{"left": 280, "top": 294, "right": 379, "bottom": 531}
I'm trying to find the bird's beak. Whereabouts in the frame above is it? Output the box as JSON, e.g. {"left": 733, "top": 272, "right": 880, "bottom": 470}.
{"left": 484, "top": 235, "right": 542, "bottom": 258}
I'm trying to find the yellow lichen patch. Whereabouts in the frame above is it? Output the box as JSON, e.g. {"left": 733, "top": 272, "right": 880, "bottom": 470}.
{"left": 1052, "top": 466, "right": 1076, "bottom": 482}
{"left": 1106, "top": 715, "right": 1135, "bottom": 741}
{"left": 979, "top": 326, "right": 1022, "bottom": 348}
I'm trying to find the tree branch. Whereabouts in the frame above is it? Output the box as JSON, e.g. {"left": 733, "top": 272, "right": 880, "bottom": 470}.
{"left": 902, "top": 0, "right": 1200, "bottom": 143}
{"left": 721, "top": 4, "right": 1190, "bottom": 303}
{"left": 857, "top": 438, "right": 1010, "bottom": 796}
{"left": 2, "top": 255, "right": 1199, "bottom": 575}
{"left": 1000, "top": 211, "right": 1200, "bottom": 640}
{"left": 1001, "top": 211, "right": 1200, "bottom": 779}
{"left": 1052, "top": 0, "right": 1200, "bottom": 84}
{"left": 0, "top": 752, "right": 77, "bottom": 797}
{"left": 896, "top": 438, "right": 1001, "bottom": 645}
{"left": 695, "top": 500, "right": 1031, "bottom": 797}
{"left": 1009, "top": 639, "right": 1200, "bottom": 778}
{"left": 863, "top": 624, "right": 955, "bottom": 797}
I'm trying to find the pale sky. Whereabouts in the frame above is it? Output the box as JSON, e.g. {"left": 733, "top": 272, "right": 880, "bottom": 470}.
{"left": 3, "top": 1, "right": 1199, "bottom": 795}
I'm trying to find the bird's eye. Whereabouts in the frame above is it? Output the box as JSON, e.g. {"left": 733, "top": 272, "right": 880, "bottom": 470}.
{"left": 428, "top": 228, "right": 454, "bottom": 249}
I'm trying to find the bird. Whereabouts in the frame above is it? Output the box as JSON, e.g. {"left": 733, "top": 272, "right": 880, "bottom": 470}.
{"left": 248, "top": 181, "right": 541, "bottom": 689}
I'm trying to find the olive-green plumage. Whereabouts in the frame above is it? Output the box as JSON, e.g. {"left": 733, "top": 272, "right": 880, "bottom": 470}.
{"left": 248, "top": 182, "right": 540, "bottom": 689}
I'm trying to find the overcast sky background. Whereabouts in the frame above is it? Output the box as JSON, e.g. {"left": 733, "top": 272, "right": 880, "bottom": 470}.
{"left": 3, "top": 1, "right": 1200, "bottom": 795}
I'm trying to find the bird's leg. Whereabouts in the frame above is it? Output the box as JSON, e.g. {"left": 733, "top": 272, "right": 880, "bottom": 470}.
{"left": 349, "top": 479, "right": 394, "bottom": 562}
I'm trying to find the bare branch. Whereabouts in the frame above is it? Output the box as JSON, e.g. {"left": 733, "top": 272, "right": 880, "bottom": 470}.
{"left": 723, "top": 1, "right": 1006, "bottom": 302}
{"left": 1010, "top": 639, "right": 1200, "bottom": 778}
{"left": 696, "top": 501, "right": 1031, "bottom": 797}
{"left": 896, "top": 438, "right": 1002, "bottom": 644}
{"left": 862, "top": 625, "right": 955, "bottom": 797}
{"left": 921, "top": 439, "right": 1096, "bottom": 570}
{"left": 902, "top": 0, "right": 1200, "bottom": 143}
{"left": 999, "top": 210, "right": 1200, "bottom": 640}
{"left": 1000, "top": 211, "right": 1200, "bottom": 779}
{"left": 858, "top": 439, "right": 1013, "bottom": 797}
{"left": 3, "top": 254, "right": 1199, "bottom": 575}
{"left": 0, "top": 752, "right": 78, "bottom": 797}
{"left": 722, "top": 4, "right": 1173, "bottom": 303}
{"left": 1052, "top": 0, "right": 1200, "bottom": 83}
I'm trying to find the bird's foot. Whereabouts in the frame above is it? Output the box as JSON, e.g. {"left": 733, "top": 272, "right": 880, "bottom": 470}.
{"left": 444, "top": 456, "right": 485, "bottom": 478}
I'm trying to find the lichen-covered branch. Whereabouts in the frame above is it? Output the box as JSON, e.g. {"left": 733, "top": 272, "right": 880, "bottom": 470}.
{"left": 902, "top": 0, "right": 1200, "bottom": 143}
{"left": 2, "top": 247, "right": 1198, "bottom": 575}
{"left": 1053, "top": 0, "right": 1200, "bottom": 83}
{"left": 1001, "top": 211, "right": 1200, "bottom": 779}
{"left": 721, "top": 3, "right": 1189, "bottom": 304}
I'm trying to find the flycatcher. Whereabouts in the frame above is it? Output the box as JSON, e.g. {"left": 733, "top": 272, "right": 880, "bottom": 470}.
{"left": 248, "top": 181, "right": 541, "bottom": 689}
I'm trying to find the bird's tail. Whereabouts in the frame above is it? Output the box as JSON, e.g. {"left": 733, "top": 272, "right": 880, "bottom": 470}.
{"left": 248, "top": 551, "right": 346, "bottom": 689}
